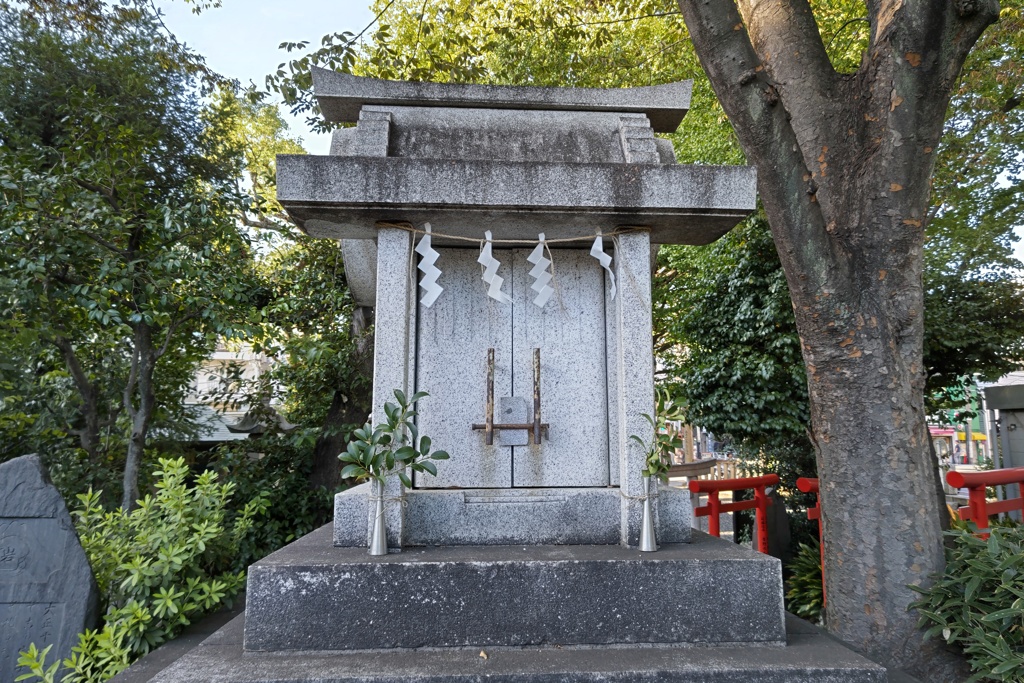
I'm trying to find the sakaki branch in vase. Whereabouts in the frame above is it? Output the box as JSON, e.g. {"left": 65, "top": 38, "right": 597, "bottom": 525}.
{"left": 338, "top": 390, "right": 449, "bottom": 555}
{"left": 629, "top": 393, "right": 684, "bottom": 552}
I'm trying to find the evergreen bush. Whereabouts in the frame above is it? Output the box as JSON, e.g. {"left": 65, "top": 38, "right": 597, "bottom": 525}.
{"left": 18, "top": 457, "right": 265, "bottom": 682}
{"left": 911, "top": 523, "right": 1024, "bottom": 682}
{"left": 785, "top": 540, "right": 824, "bottom": 624}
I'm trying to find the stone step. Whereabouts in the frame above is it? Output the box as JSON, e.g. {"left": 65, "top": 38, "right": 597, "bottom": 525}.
{"left": 333, "top": 484, "right": 694, "bottom": 547}
{"left": 151, "top": 612, "right": 887, "bottom": 683}
{"left": 243, "top": 525, "right": 785, "bottom": 652}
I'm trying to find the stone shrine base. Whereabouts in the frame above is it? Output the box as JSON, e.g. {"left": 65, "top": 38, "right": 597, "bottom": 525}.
{"left": 244, "top": 526, "right": 781, "bottom": 651}
{"left": 334, "top": 484, "right": 694, "bottom": 547}
{"left": 145, "top": 525, "right": 887, "bottom": 682}
{"left": 148, "top": 611, "right": 885, "bottom": 683}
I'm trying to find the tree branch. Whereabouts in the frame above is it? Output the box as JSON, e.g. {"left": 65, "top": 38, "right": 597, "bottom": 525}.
{"left": 50, "top": 335, "right": 94, "bottom": 403}
{"left": 124, "top": 341, "right": 140, "bottom": 420}
{"left": 73, "top": 177, "right": 121, "bottom": 212}
{"left": 676, "top": 0, "right": 835, "bottom": 282}
{"left": 155, "top": 312, "right": 200, "bottom": 360}
{"left": 736, "top": 0, "right": 837, "bottom": 120}
{"left": 76, "top": 227, "right": 130, "bottom": 258}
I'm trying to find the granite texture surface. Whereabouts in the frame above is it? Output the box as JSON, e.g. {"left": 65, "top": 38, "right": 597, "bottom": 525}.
{"left": 0, "top": 455, "right": 99, "bottom": 682}
{"left": 340, "top": 239, "right": 377, "bottom": 307}
{"left": 613, "top": 231, "right": 657, "bottom": 547}
{"left": 402, "top": 488, "right": 620, "bottom": 546}
{"left": 311, "top": 69, "right": 692, "bottom": 133}
{"left": 370, "top": 227, "right": 417, "bottom": 548}
{"left": 334, "top": 485, "right": 691, "bottom": 548}
{"left": 372, "top": 106, "right": 641, "bottom": 165}
{"left": 413, "top": 247, "right": 515, "bottom": 489}
{"left": 508, "top": 249, "right": 608, "bottom": 488}
{"left": 151, "top": 612, "right": 885, "bottom": 683}
{"left": 280, "top": 155, "right": 756, "bottom": 245}
{"left": 244, "top": 526, "right": 782, "bottom": 651}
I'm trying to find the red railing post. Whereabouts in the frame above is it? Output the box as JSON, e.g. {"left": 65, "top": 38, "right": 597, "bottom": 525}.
{"left": 945, "top": 467, "right": 1024, "bottom": 537}
{"left": 796, "top": 477, "right": 825, "bottom": 607}
{"left": 688, "top": 474, "right": 780, "bottom": 553}
{"left": 753, "top": 483, "right": 769, "bottom": 554}
{"left": 707, "top": 490, "right": 721, "bottom": 537}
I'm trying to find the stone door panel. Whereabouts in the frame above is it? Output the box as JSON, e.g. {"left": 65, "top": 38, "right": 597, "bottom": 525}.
{"left": 415, "top": 248, "right": 513, "bottom": 488}
{"left": 415, "top": 247, "right": 608, "bottom": 488}
{"left": 510, "top": 248, "right": 609, "bottom": 487}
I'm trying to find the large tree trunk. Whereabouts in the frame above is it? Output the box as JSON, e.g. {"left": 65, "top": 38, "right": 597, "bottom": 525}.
{"left": 677, "top": 0, "right": 998, "bottom": 677}
{"left": 122, "top": 324, "right": 157, "bottom": 511}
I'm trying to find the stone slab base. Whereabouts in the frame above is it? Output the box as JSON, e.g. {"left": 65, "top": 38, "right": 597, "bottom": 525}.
{"left": 334, "top": 484, "right": 693, "bottom": 547}
{"left": 244, "top": 526, "right": 782, "bottom": 652}
{"left": 150, "top": 612, "right": 886, "bottom": 683}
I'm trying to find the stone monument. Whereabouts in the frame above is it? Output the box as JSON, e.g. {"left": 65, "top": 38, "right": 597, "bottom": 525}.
{"left": 149, "top": 73, "right": 886, "bottom": 682}
{"left": 1, "top": 455, "right": 99, "bottom": 681}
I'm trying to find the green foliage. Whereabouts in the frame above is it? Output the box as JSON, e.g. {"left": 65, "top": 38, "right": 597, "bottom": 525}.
{"left": 657, "top": 215, "right": 808, "bottom": 443}
{"left": 785, "top": 540, "right": 825, "bottom": 624}
{"left": 18, "top": 457, "right": 265, "bottom": 682}
{"left": 339, "top": 390, "right": 449, "bottom": 488}
{"left": 630, "top": 390, "right": 684, "bottom": 482}
{"left": 254, "top": 235, "right": 370, "bottom": 432}
{"left": 0, "top": 0, "right": 262, "bottom": 505}
{"left": 208, "top": 436, "right": 333, "bottom": 559}
{"left": 16, "top": 644, "right": 59, "bottom": 683}
{"left": 911, "top": 523, "right": 1024, "bottom": 682}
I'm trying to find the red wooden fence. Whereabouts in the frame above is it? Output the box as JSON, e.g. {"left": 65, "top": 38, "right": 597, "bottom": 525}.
{"left": 945, "top": 467, "right": 1024, "bottom": 537}
{"left": 688, "top": 474, "right": 780, "bottom": 553}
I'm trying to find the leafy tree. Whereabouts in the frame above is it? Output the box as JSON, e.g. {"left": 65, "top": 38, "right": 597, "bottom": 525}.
{"left": 203, "top": 88, "right": 374, "bottom": 491}
{"left": 676, "top": 0, "right": 1011, "bottom": 675}
{"left": 0, "top": 0, "right": 259, "bottom": 509}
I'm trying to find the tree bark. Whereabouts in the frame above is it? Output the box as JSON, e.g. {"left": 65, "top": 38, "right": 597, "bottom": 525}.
{"left": 677, "top": 0, "right": 998, "bottom": 677}
{"left": 51, "top": 335, "right": 102, "bottom": 463}
{"left": 121, "top": 323, "right": 157, "bottom": 511}
{"left": 308, "top": 305, "right": 375, "bottom": 491}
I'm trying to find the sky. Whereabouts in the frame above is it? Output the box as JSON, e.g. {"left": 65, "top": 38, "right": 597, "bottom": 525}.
{"left": 156, "top": 0, "right": 377, "bottom": 155}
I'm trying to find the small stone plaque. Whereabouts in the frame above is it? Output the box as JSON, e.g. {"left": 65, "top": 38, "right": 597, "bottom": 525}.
{"left": 497, "top": 396, "right": 529, "bottom": 447}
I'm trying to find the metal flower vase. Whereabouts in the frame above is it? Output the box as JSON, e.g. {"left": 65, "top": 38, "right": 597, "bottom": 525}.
{"left": 639, "top": 474, "right": 658, "bottom": 552}
{"left": 369, "top": 478, "right": 388, "bottom": 556}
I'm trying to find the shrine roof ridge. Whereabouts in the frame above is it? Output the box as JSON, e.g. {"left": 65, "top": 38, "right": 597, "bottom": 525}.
{"left": 312, "top": 69, "right": 693, "bottom": 133}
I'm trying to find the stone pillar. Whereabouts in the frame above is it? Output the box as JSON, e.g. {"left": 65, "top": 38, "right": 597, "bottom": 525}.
{"left": 614, "top": 229, "right": 657, "bottom": 546}
{"left": 368, "top": 227, "right": 417, "bottom": 550}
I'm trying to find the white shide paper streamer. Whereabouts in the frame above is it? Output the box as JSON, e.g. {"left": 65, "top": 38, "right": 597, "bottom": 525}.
{"left": 590, "top": 234, "right": 617, "bottom": 300}
{"left": 526, "top": 233, "right": 554, "bottom": 308}
{"left": 477, "top": 230, "right": 512, "bottom": 304}
{"left": 415, "top": 223, "right": 443, "bottom": 308}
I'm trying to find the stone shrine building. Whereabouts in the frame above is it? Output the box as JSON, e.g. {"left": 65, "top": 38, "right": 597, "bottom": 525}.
{"left": 148, "top": 72, "right": 887, "bottom": 682}
{"left": 279, "top": 69, "right": 756, "bottom": 550}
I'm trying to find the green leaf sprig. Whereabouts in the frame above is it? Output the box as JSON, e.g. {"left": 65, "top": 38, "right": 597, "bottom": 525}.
{"left": 630, "top": 390, "right": 684, "bottom": 483}
{"left": 338, "top": 389, "right": 449, "bottom": 488}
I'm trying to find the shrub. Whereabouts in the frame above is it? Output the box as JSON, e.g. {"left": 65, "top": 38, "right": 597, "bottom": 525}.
{"left": 18, "top": 457, "right": 266, "bottom": 682}
{"left": 911, "top": 523, "right": 1024, "bottom": 682}
{"left": 208, "top": 435, "right": 332, "bottom": 567}
{"left": 785, "top": 540, "right": 824, "bottom": 624}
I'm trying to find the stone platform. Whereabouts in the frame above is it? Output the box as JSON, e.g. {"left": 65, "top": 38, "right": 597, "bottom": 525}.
{"left": 333, "top": 484, "right": 694, "bottom": 547}
{"left": 150, "top": 612, "right": 886, "bottom": 683}
{"left": 244, "top": 526, "right": 783, "bottom": 652}
{"left": 142, "top": 526, "right": 889, "bottom": 682}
